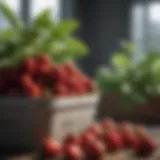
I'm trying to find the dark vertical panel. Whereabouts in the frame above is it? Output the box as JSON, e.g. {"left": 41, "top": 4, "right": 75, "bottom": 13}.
{"left": 61, "top": 0, "right": 77, "bottom": 19}
{"left": 21, "top": 0, "right": 30, "bottom": 24}
{"left": 61, "top": 0, "right": 133, "bottom": 77}
{"left": 77, "top": 0, "right": 132, "bottom": 77}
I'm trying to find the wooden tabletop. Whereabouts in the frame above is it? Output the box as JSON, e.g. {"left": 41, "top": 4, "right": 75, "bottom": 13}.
{"left": 3, "top": 127, "right": 160, "bottom": 160}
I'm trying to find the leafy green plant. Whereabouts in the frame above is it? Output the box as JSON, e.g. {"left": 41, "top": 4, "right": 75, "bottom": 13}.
{"left": 0, "top": 3, "right": 88, "bottom": 64}
{"left": 97, "top": 40, "right": 160, "bottom": 109}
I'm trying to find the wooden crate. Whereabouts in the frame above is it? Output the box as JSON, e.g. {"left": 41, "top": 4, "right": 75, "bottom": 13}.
{"left": 49, "top": 94, "right": 99, "bottom": 141}
{"left": 0, "top": 94, "right": 99, "bottom": 151}
{"left": 0, "top": 98, "right": 51, "bottom": 151}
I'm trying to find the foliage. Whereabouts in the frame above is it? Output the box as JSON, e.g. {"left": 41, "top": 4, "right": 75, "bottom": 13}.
{"left": 0, "top": 3, "right": 88, "bottom": 64}
{"left": 97, "top": 40, "right": 160, "bottom": 109}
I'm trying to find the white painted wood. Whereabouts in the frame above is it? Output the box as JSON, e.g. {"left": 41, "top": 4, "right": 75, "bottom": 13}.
{"left": 49, "top": 94, "right": 99, "bottom": 141}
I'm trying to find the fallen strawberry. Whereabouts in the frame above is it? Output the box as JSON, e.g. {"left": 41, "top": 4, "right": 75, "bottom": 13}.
{"left": 104, "top": 130, "right": 123, "bottom": 152}
{"left": 64, "top": 134, "right": 80, "bottom": 145}
{"left": 43, "top": 138, "right": 61, "bottom": 158}
{"left": 84, "top": 139, "right": 105, "bottom": 160}
{"left": 64, "top": 144, "right": 83, "bottom": 160}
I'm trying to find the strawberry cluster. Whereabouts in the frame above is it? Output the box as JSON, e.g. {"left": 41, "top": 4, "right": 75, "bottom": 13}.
{"left": 0, "top": 55, "right": 95, "bottom": 97}
{"left": 42, "top": 119, "right": 158, "bottom": 160}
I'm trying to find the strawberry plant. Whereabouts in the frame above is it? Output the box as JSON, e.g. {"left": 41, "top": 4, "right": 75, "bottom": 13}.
{"left": 0, "top": 3, "right": 95, "bottom": 98}
{"left": 0, "top": 3, "right": 88, "bottom": 65}
{"left": 97, "top": 40, "right": 160, "bottom": 109}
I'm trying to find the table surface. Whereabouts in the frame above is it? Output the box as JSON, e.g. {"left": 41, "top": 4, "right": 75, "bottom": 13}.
{"left": 3, "top": 127, "right": 160, "bottom": 160}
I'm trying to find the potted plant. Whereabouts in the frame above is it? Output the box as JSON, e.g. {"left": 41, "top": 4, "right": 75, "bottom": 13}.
{"left": 0, "top": 3, "right": 98, "bottom": 150}
{"left": 96, "top": 41, "right": 160, "bottom": 124}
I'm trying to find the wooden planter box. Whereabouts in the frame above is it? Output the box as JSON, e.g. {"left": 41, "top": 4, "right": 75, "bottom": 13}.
{"left": 0, "top": 98, "right": 52, "bottom": 152}
{"left": 0, "top": 94, "right": 99, "bottom": 152}
{"left": 49, "top": 94, "right": 99, "bottom": 142}
{"left": 96, "top": 94, "right": 160, "bottom": 125}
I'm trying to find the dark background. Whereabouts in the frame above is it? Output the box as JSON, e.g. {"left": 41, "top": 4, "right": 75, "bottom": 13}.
{"left": 62, "top": 0, "right": 132, "bottom": 77}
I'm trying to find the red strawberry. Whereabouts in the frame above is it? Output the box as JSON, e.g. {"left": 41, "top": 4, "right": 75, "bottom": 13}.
{"left": 20, "top": 57, "right": 36, "bottom": 73}
{"left": 64, "top": 144, "right": 83, "bottom": 160}
{"left": 101, "top": 119, "right": 115, "bottom": 131}
{"left": 54, "top": 83, "right": 69, "bottom": 96}
{"left": 43, "top": 139, "right": 61, "bottom": 158}
{"left": 88, "top": 123, "right": 103, "bottom": 139}
{"left": 66, "top": 77, "right": 78, "bottom": 88}
{"left": 117, "top": 122, "right": 138, "bottom": 148}
{"left": 36, "top": 55, "right": 50, "bottom": 64}
{"left": 84, "top": 139, "right": 105, "bottom": 160}
{"left": 20, "top": 74, "right": 34, "bottom": 88}
{"left": 121, "top": 130, "right": 139, "bottom": 149}
{"left": 104, "top": 130, "right": 123, "bottom": 152}
{"left": 80, "top": 131, "right": 96, "bottom": 149}
{"left": 72, "top": 83, "right": 86, "bottom": 95}
{"left": 85, "top": 80, "right": 95, "bottom": 92}
{"left": 64, "top": 134, "right": 80, "bottom": 145}
{"left": 63, "top": 62, "right": 76, "bottom": 75}
{"left": 36, "top": 63, "right": 51, "bottom": 75}
{"left": 50, "top": 66, "right": 66, "bottom": 82}
{"left": 24, "top": 84, "right": 42, "bottom": 97}
{"left": 134, "top": 136, "right": 157, "bottom": 157}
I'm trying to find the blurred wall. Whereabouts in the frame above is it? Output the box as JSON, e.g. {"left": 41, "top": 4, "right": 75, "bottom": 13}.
{"left": 62, "top": 0, "right": 133, "bottom": 77}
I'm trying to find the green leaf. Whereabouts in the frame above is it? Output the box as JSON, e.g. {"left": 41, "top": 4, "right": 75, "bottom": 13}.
{"left": 96, "top": 68, "right": 120, "bottom": 94}
{"left": 0, "top": 28, "right": 14, "bottom": 42}
{"left": 0, "top": 3, "right": 23, "bottom": 30}
{"left": 120, "top": 40, "right": 135, "bottom": 54}
{"left": 32, "top": 9, "right": 52, "bottom": 29}
{"left": 111, "top": 53, "right": 130, "bottom": 70}
{"left": 54, "top": 20, "right": 80, "bottom": 38}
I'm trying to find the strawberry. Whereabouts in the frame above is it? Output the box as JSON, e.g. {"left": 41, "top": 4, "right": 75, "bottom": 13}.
{"left": 121, "top": 130, "right": 139, "bottom": 149}
{"left": 117, "top": 122, "right": 139, "bottom": 149}
{"left": 101, "top": 119, "right": 115, "bottom": 131}
{"left": 64, "top": 144, "right": 83, "bottom": 160}
{"left": 85, "top": 80, "right": 95, "bottom": 92}
{"left": 134, "top": 136, "right": 157, "bottom": 157}
{"left": 36, "top": 55, "right": 50, "bottom": 65}
{"left": 80, "top": 131, "right": 96, "bottom": 149}
{"left": 24, "top": 84, "right": 42, "bottom": 97}
{"left": 63, "top": 62, "right": 76, "bottom": 75}
{"left": 20, "top": 75, "right": 42, "bottom": 97}
{"left": 104, "top": 130, "right": 123, "bottom": 152}
{"left": 84, "top": 139, "right": 105, "bottom": 160}
{"left": 43, "top": 139, "right": 61, "bottom": 158}
{"left": 64, "top": 134, "right": 80, "bottom": 145}
{"left": 50, "top": 66, "right": 66, "bottom": 82}
{"left": 71, "top": 83, "right": 86, "bottom": 95}
{"left": 36, "top": 63, "right": 51, "bottom": 75}
{"left": 20, "top": 57, "right": 36, "bottom": 73}
{"left": 88, "top": 123, "right": 103, "bottom": 139}
{"left": 54, "top": 83, "right": 69, "bottom": 96}
{"left": 20, "top": 74, "right": 34, "bottom": 88}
